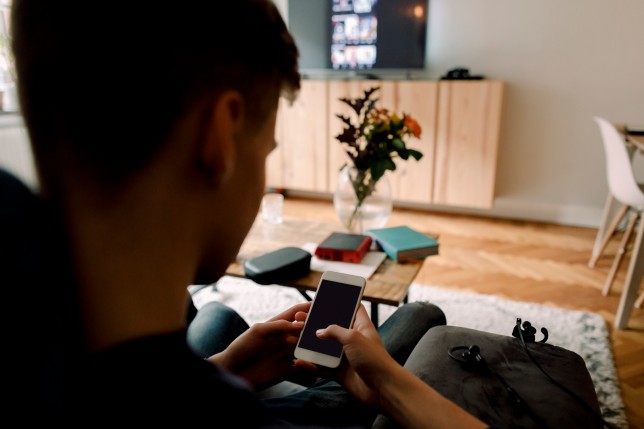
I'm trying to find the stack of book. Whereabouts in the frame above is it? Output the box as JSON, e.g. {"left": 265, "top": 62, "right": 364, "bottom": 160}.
{"left": 365, "top": 225, "right": 439, "bottom": 262}
{"left": 314, "top": 232, "right": 373, "bottom": 264}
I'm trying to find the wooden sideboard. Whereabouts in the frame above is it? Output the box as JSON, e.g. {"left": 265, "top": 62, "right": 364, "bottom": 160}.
{"left": 268, "top": 79, "right": 504, "bottom": 209}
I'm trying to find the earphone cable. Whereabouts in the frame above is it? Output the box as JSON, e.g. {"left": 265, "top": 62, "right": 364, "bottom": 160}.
{"left": 515, "top": 320, "right": 617, "bottom": 429}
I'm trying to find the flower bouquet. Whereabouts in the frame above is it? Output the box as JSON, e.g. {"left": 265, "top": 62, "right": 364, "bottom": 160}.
{"left": 334, "top": 86, "right": 423, "bottom": 232}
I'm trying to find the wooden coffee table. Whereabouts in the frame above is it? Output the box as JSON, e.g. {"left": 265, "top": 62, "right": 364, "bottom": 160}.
{"left": 225, "top": 216, "right": 425, "bottom": 326}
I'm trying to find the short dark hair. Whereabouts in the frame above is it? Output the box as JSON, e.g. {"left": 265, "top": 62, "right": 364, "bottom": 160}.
{"left": 12, "top": 0, "right": 300, "bottom": 190}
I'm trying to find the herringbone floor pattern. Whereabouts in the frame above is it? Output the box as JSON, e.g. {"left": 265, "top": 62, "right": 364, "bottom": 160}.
{"left": 282, "top": 196, "right": 644, "bottom": 429}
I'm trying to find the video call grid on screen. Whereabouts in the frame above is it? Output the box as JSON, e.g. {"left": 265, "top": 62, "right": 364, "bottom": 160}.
{"left": 329, "top": 0, "right": 427, "bottom": 71}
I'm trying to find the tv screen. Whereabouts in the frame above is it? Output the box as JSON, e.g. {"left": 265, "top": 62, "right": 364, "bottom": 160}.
{"left": 288, "top": 0, "right": 428, "bottom": 75}
{"left": 329, "top": 0, "right": 427, "bottom": 71}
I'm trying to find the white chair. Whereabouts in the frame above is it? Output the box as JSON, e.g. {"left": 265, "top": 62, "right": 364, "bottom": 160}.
{"left": 591, "top": 117, "right": 644, "bottom": 328}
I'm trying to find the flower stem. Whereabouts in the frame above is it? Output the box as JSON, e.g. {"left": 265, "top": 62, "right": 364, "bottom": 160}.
{"left": 347, "top": 198, "right": 363, "bottom": 233}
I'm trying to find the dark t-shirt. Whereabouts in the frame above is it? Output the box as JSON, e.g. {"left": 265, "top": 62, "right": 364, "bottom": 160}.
{"left": 77, "top": 330, "right": 283, "bottom": 426}
{"left": 0, "top": 169, "right": 349, "bottom": 428}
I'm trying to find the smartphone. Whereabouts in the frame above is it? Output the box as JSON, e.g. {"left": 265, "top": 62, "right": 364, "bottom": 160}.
{"left": 294, "top": 271, "right": 366, "bottom": 368}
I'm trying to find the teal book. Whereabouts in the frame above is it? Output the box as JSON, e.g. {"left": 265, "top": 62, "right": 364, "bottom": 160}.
{"left": 365, "top": 225, "right": 439, "bottom": 262}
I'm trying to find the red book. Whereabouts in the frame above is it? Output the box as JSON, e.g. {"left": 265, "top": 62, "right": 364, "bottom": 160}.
{"left": 314, "top": 232, "right": 372, "bottom": 264}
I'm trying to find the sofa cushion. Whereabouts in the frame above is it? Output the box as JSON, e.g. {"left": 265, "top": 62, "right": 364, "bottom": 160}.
{"left": 372, "top": 325, "right": 603, "bottom": 429}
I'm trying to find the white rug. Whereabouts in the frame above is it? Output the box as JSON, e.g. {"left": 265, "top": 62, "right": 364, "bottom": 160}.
{"left": 190, "top": 275, "right": 628, "bottom": 428}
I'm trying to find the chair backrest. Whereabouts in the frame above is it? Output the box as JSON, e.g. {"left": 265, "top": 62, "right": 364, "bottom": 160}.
{"left": 594, "top": 116, "right": 644, "bottom": 210}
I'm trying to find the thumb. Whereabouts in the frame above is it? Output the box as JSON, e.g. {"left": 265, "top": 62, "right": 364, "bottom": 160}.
{"left": 316, "top": 324, "right": 350, "bottom": 344}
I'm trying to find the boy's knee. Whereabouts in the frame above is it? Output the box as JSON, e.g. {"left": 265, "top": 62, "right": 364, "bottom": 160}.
{"left": 404, "top": 301, "right": 447, "bottom": 326}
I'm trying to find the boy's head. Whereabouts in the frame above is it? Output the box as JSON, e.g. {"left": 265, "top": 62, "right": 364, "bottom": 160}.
{"left": 11, "top": 0, "right": 300, "bottom": 196}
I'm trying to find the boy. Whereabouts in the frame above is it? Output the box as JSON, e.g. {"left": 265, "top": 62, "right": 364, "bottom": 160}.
{"left": 5, "top": 0, "right": 484, "bottom": 427}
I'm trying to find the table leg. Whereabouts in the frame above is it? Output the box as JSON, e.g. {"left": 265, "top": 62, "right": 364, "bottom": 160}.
{"left": 371, "top": 302, "right": 379, "bottom": 327}
{"left": 369, "top": 296, "right": 408, "bottom": 326}
{"left": 298, "top": 289, "right": 312, "bottom": 301}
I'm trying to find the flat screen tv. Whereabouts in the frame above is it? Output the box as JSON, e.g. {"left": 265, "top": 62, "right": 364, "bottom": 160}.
{"left": 288, "top": 0, "right": 429, "bottom": 77}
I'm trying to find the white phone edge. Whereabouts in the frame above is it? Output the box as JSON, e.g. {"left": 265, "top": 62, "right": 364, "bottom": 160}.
{"left": 293, "top": 270, "right": 366, "bottom": 368}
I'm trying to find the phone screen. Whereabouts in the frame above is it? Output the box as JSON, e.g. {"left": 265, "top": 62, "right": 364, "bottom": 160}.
{"left": 297, "top": 279, "right": 363, "bottom": 357}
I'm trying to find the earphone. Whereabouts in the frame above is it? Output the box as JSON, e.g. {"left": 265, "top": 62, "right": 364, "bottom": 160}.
{"left": 447, "top": 344, "right": 486, "bottom": 370}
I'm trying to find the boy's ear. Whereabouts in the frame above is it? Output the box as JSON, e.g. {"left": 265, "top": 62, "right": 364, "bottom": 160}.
{"left": 200, "top": 91, "right": 244, "bottom": 186}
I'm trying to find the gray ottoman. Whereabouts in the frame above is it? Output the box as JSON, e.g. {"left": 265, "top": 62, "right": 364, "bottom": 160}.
{"left": 372, "top": 325, "right": 603, "bottom": 429}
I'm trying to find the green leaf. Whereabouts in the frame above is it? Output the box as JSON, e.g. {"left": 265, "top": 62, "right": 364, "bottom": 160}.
{"left": 392, "top": 138, "right": 406, "bottom": 150}
{"left": 408, "top": 149, "right": 423, "bottom": 161}
{"left": 338, "top": 86, "right": 380, "bottom": 118}
{"left": 336, "top": 113, "right": 352, "bottom": 127}
{"left": 386, "top": 158, "right": 397, "bottom": 169}
{"left": 370, "top": 158, "right": 396, "bottom": 182}
{"left": 370, "top": 164, "right": 385, "bottom": 182}
{"left": 335, "top": 127, "right": 358, "bottom": 144}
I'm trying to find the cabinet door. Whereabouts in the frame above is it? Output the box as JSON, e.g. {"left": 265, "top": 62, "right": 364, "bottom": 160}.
{"left": 383, "top": 81, "right": 438, "bottom": 204}
{"left": 269, "top": 80, "right": 329, "bottom": 192}
{"left": 433, "top": 81, "right": 504, "bottom": 208}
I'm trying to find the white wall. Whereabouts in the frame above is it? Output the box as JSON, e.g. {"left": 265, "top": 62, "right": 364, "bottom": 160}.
{"left": 281, "top": 0, "right": 644, "bottom": 227}
{"left": 425, "top": 0, "right": 644, "bottom": 227}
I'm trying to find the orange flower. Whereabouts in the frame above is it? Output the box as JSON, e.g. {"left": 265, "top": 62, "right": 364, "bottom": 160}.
{"left": 405, "top": 115, "right": 422, "bottom": 138}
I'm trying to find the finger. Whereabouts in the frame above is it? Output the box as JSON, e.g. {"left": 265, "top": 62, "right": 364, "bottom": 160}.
{"left": 283, "top": 332, "right": 302, "bottom": 346}
{"left": 252, "top": 319, "right": 305, "bottom": 337}
{"left": 351, "top": 305, "right": 373, "bottom": 329}
{"left": 293, "top": 358, "right": 337, "bottom": 380}
{"left": 292, "top": 358, "right": 320, "bottom": 373}
{"left": 266, "top": 329, "right": 305, "bottom": 352}
{"left": 268, "top": 301, "right": 312, "bottom": 322}
{"left": 316, "top": 324, "right": 352, "bottom": 344}
{"left": 290, "top": 360, "right": 322, "bottom": 381}
{"left": 349, "top": 306, "right": 380, "bottom": 342}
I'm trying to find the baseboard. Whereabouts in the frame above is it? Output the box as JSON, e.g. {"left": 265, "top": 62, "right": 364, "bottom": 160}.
{"left": 462, "top": 197, "right": 603, "bottom": 228}
{"left": 283, "top": 190, "right": 604, "bottom": 228}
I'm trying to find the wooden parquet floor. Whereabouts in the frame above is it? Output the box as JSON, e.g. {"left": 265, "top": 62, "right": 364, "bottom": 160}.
{"left": 281, "top": 196, "right": 644, "bottom": 428}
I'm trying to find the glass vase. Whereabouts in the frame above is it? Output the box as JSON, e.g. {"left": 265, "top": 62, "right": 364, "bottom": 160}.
{"left": 333, "top": 166, "right": 392, "bottom": 234}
